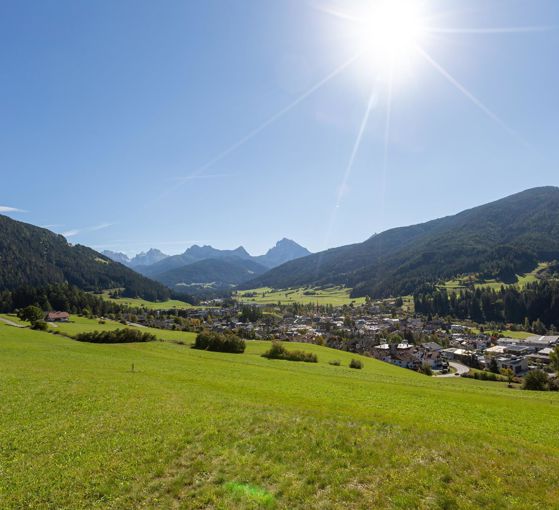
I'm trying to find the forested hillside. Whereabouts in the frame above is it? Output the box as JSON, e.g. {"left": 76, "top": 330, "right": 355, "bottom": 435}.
{"left": 154, "top": 257, "right": 268, "bottom": 290}
{"left": 0, "top": 215, "right": 171, "bottom": 301}
{"left": 414, "top": 280, "right": 559, "bottom": 328}
{"left": 245, "top": 187, "right": 559, "bottom": 298}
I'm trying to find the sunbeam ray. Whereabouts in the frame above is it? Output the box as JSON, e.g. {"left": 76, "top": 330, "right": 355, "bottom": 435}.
{"left": 379, "top": 62, "right": 394, "bottom": 249}
{"left": 414, "top": 44, "right": 528, "bottom": 146}
{"left": 426, "top": 25, "right": 556, "bottom": 35}
{"left": 335, "top": 80, "right": 380, "bottom": 208}
{"left": 315, "top": 78, "right": 380, "bottom": 278}
{"left": 175, "top": 54, "right": 359, "bottom": 185}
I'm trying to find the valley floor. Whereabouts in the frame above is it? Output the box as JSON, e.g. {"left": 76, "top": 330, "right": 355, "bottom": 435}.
{"left": 1, "top": 321, "right": 559, "bottom": 509}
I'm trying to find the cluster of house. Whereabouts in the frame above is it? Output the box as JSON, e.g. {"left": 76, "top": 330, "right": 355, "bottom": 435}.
{"left": 371, "top": 340, "right": 447, "bottom": 371}
{"left": 445, "top": 333, "right": 559, "bottom": 375}
{"left": 43, "top": 302, "right": 557, "bottom": 377}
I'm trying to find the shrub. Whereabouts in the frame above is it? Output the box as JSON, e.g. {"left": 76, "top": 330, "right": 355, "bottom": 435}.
{"left": 523, "top": 369, "right": 549, "bottom": 391}
{"left": 75, "top": 328, "right": 156, "bottom": 344}
{"left": 193, "top": 331, "right": 245, "bottom": 353}
{"left": 329, "top": 359, "right": 341, "bottom": 366}
{"left": 262, "top": 341, "right": 317, "bottom": 363}
{"left": 31, "top": 320, "right": 48, "bottom": 331}
{"left": 420, "top": 363, "right": 433, "bottom": 376}
{"left": 548, "top": 377, "right": 559, "bottom": 392}
{"left": 18, "top": 305, "right": 44, "bottom": 323}
{"left": 349, "top": 359, "right": 363, "bottom": 370}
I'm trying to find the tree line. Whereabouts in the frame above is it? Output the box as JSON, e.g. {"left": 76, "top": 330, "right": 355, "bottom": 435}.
{"left": 414, "top": 280, "right": 559, "bottom": 328}
{"left": 0, "top": 284, "right": 128, "bottom": 316}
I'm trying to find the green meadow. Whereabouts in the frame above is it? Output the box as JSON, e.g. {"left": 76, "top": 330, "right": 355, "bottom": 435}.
{"left": 97, "top": 291, "right": 196, "bottom": 310}
{"left": 469, "top": 327, "right": 533, "bottom": 339}
{"left": 2, "top": 320, "right": 559, "bottom": 509}
{"left": 440, "top": 262, "right": 551, "bottom": 292}
{"left": 235, "top": 286, "right": 366, "bottom": 306}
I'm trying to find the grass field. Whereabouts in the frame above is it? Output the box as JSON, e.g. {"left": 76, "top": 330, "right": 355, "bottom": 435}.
{"left": 469, "top": 327, "right": 533, "bottom": 339}
{"left": 235, "top": 286, "right": 366, "bottom": 306}
{"left": 37, "top": 314, "right": 194, "bottom": 343}
{"left": 98, "top": 291, "right": 195, "bottom": 310}
{"left": 440, "top": 262, "right": 551, "bottom": 292}
{"left": 2, "top": 320, "right": 559, "bottom": 509}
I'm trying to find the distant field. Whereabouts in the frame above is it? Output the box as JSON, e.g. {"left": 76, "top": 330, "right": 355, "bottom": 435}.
{"left": 469, "top": 327, "right": 533, "bottom": 339}
{"left": 97, "top": 291, "right": 195, "bottom": 310}
{"left": 440, "top": 262, "right": 551, "bottom": 292}
{"left": 2, "top": 320, "right": 559, "bottom": 508}
{"left": 235, "top": 286, "right": 366, "bottom": 306}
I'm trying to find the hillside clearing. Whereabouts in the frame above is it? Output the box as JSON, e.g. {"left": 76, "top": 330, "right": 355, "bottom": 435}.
{"left": 440, "top": 262, "right": 552, "bottom": 292}
{"left": 96, "top": 291, "right": 196, "bottom": 310}
{"left": 235, "top": 286, "right": 366, "bottom": 306}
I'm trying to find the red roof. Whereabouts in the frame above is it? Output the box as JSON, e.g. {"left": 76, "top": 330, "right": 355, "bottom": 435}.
{"left": 46, "top": 311, "right": 70, "bottom": 320}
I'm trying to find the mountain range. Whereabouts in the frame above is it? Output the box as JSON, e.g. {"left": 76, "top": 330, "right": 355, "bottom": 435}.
{"left": 103, "top": 238, "right": 311, "bottom": 290}
{"left": 102, "top": 248, "right": 169, "bottom": 268}
{"left": 242, "top": 187, "right": 559, "bottom": 298}
{"left": 2, "top": 187, "right": 559, "bottom": 301}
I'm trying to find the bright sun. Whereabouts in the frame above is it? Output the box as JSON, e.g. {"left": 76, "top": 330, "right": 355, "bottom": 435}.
{"left": 350, "top": 0, "right": 427, "bottom": 71}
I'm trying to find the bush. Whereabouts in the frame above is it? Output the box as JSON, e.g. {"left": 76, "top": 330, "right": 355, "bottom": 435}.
{"left": 193, "top": 331, "right": 246, "bottom": 353}
{"left": 18, "top": 305, "right": 44, "bottom": 323}
{"left": 523, "top": 369, "right": 549, "bottom": 391}
{"left": 349, "top": 359, "right": 363, "bottom": 369}
{"left": 329, "top": 359, "right": 341, "bottom": 366}
{"left": 262, "top": 341, "right": 317, "bottom": 363}
{"left": 420, "top": 363, "right": 433, "bottom": 376}
{"left": 548, "top": 377, "right": 559, "bottom": 392}
{"left": 75, "top": 328, "right": 157, "bottom": 344}
{"left": 31, "top": 320, "right": 48, "bottom": 331}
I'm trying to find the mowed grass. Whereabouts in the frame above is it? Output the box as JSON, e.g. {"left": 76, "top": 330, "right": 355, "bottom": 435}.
{"left": 468, "top": 327, "right": 533, "bottom": 339}
{"left": 441, "top": 263, "right": 551, "bottom": 292}
{"left": 0, "top": 313, "right": 29, "bottom": 326}
{"left": 235, "top": 286, "right": 366, "bottom": 306}
{"left": 2, "top": 323, "right": 559, "bottom": 509}
{"left": 40, "top": 314, "right": 194, "bottom": 343}
{"left": 97, "top": 291, "right": 196, "bottom": 310}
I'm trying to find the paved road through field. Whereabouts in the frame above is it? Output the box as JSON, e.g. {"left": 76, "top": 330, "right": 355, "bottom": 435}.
{"left": 436, "top": 362, "right": 470, "bottom": 378}
{"left": 0, "top": 317, "right": 25, "bottom": 328}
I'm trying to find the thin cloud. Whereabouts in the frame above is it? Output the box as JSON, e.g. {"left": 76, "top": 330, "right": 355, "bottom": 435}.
{"left": 0, "top": 205, "right": 26, "bottom": 213}
{"left": 61, "top": 229, "right": 80, "bottom": 238}
{"left": 60, "top": 222, "right": 114, "bottom": 239}
{"left": 90, "top": 222, "right": 114, "bottom": 231}
{"left": 173, "top": 173, "right": 233, "bottom": 184}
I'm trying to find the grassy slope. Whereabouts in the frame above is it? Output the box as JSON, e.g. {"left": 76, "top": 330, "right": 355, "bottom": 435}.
{"left": 2, "top": 323, "right": 559, "bottom": 509}
{"left": 97, "top": 291, "right": 195, "bottom": 310}
{"left": 441, "top": 262, "right": 551, "bottom": 292}
{"left": 236, "top": 286, "right": 366, "bottom": 306}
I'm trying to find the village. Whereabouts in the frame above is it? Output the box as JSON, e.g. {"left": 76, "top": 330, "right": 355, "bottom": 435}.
{"left": 76, "top": 298, "right": 559, "bottom": 380}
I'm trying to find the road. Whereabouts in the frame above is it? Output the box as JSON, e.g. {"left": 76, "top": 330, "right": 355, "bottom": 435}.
{"left": 0, "top": 317, "right": 25, "bottom": 328}
{"left": 436, "top": 362, "right": 470, "bottom": 378}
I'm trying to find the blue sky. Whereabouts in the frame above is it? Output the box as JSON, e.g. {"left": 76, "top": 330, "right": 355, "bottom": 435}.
{"left": 1, "top": 0, "right": 558, "bottom": 256}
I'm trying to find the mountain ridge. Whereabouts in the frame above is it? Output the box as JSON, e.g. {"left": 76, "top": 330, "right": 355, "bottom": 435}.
{"left": 155, "top": 256, "right": 269, "bottom": 291}
{"left": 243, "top": 187, "right": 559, "bottom": 298}
{"left": 0, "top": 215, "right": 172, "bottom": 301}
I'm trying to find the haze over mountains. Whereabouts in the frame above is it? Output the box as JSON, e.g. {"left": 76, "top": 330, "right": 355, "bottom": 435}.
{"left": 102, "top": 249, "right": 169, "bottom": 269}
{"left": 103, "top": 238, "right": 311, "bottom": 290}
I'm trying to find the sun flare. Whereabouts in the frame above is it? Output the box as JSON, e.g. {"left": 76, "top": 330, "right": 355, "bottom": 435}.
{"left": 355, "top": 0, "right": 427, "bottom": 67}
